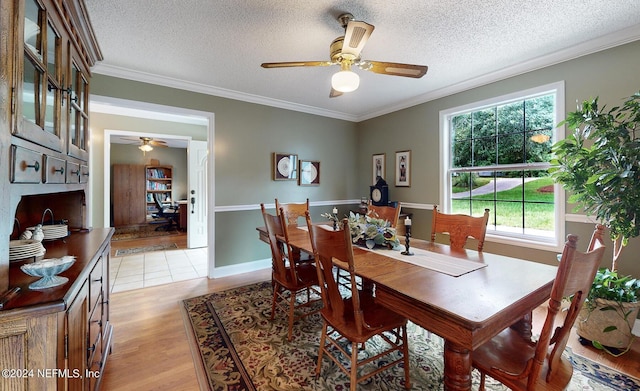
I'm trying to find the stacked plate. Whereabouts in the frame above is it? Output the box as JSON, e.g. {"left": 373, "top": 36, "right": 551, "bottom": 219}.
{"left": 9, "top": 239, "right": 46, "bottom": 261}
{"left": 27, "top": 224, "right": 69, "bottom": 240}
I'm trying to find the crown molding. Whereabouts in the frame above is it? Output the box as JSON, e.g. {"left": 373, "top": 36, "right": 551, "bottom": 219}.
{"left": 92, "top": 25, "right": 640, "bottom": 123}
{"left": 358, "top": 25, "right": 640, "bottom": 121}
{"left": 91, "top": 64, "right": 359, "bottom": 122}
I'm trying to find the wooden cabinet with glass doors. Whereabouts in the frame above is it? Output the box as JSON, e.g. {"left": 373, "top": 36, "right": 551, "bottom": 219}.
{"left": 12, "top": 0, "right": 98, "bottom": 161}
{"left": 17, "top": 0, "right": 64, "bottom": 152}
{"left": 67, "top": 50, "right": 91, "bottom": 161}
{"left": 0, "top": 0, "right": 107, "bottom": 389}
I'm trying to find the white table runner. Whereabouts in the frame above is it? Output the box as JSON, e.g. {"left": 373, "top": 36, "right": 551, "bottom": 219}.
{"left": 296, "top": 224, "right": 334, "bottom": 232}
{"left": 296, "top": 226, "right": 486, "bottom": 276}
{"left": 362, "top": 246, "right": 486, "bottom": 277}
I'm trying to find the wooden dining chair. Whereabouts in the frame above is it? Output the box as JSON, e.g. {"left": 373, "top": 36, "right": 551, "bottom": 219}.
{"left": 305, "top": 212, "right": 411, "bottom": 390}
{"left": 430, "top": 205, "right": 490, "bottom": 251}
{"left": 471, "top": 227, "right": 606, "bottom": 391}
{"left": 276, "top": 198, "right": 314, "bottom": 263}
{"left": 367, "top": 201, "right": 401, "bottom": 228}
{"left": 275, "top": 198, "right": 309, "bottom": 227}
{"left": 261, "top": 207, "right": 321, "bottom": 341}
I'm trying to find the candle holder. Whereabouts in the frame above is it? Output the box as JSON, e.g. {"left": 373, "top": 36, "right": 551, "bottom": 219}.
{"left": 321, "top": 211, "right": 340, "bottom": 231}
{"left": 401, "top": 224, "right": 414, "bottom": 256}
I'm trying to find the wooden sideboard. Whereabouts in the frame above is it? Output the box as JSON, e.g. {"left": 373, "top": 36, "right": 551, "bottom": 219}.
{"left": 0, "top": 228, "right": 114, "bottom": 390}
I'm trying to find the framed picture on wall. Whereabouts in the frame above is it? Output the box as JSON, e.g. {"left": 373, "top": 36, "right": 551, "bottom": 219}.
{"left": 272, "top": 153, "right": 298, "bottom": 180}
{"left": 395, "top": 150, "right": 411, "bottom": 187}
{"left": 372, "top": 153, "right": 385, "bottom": 185}
{"left": 299, "top": 160, "right": 320, "bottom": 186}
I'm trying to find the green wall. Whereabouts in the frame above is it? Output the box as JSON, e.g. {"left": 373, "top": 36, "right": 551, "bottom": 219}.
{"left": 355, "top": 40, "right": 640, "bottom": 278}
{"left": 89, "top": 77, "right": 359, "bottom": 268}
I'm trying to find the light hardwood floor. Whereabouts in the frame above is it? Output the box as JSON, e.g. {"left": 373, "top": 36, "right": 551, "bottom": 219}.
{"left": 101, "top": 270, "right": 272, "bottom": 390}
{"left": 101, "top": 262, "right": 640, "bottom": 390}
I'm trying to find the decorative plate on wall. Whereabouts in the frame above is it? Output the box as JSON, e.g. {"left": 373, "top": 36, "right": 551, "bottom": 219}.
{"left": 272, "top": 153, "right": 298, "bottom": 180}
{"left": 299, "top": 160, "right": 320, "bottom": 186}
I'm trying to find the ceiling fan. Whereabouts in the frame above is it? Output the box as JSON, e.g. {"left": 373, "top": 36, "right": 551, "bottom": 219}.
{"left": 119, "top": 136, "right": 168, "bottom": 153}
{"left": 261, "top": 13, "right": 428, "bottom": 97}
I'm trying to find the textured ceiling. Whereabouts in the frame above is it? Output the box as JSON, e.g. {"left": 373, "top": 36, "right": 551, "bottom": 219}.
{"left": 85, "top": 0, "right": 640, "bottom": 122}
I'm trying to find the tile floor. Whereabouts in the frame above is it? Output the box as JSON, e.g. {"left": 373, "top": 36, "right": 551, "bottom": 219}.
{"left": 109, "top": 247, "right": 208, "bottom": 293}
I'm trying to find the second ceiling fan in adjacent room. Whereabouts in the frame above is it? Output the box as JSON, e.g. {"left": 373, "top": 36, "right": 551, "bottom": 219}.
{"left": 119, "top": 136, "right": 168, "bottom": 153}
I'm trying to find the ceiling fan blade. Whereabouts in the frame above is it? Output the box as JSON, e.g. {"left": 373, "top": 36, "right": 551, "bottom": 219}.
{"left": 360, "top": 61, "right": 428, "bottom": 78}
{"left": 341, "top": 20, "right": 374, "bottom": 58}
{"left": 261, "top": 61, "right": 333, "bottom": 68}
{"left": 329, "top": 88, "right": 343, "bottom": 98}
{"left": 149, "top": 140, "right": 167, "bottom": 147}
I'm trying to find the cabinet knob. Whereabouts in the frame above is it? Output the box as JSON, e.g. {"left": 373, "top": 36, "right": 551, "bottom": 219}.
{"left": 23, "top": 161, "right": 40, "bottom": 172}
{"left": 54, "top": 166, "right": 64, "bottom": 175}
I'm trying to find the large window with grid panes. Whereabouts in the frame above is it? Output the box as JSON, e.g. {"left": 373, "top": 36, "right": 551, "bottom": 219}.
{"left": 439, "top": 82, "right": 565, "bottom": 250}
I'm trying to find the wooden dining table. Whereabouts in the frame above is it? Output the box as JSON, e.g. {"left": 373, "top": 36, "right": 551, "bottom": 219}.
{"left": 256, "top": 224, "right": 558, "bottom": 391}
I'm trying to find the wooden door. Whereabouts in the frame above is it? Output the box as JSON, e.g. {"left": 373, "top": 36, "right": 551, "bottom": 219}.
{"left": 112, "top": 164, "right": 146, "bottom": 227}
{"left": 187, "top": 140, "right": 208, "bottom": 248}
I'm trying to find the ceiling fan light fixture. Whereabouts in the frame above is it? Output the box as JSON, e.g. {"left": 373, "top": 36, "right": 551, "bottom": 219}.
{"left": 331, "top": 69, "right": 360, "bottom": 92}
{"left": 139, "top": 144, "right": 153, "bottom": 152}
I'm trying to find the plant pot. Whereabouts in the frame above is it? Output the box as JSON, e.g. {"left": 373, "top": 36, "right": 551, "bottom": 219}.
{"left": 576, "top": 298, "right": 640, "bottom": 349}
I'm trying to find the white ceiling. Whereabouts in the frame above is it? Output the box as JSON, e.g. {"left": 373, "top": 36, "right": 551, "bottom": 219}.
{"left": 85, "top": 0, "right": 640, "bottom": 122}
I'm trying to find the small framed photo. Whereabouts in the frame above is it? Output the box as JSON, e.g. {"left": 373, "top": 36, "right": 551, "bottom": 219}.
{"left": 395, "top": 150, "right": 411, "bottom": 187}
{"left": 273, "top": 153, "right": 298, "bottom": 180}
{"left": 372, "top": 153, "right": 385, "bottom": 185}
{"left": 299, "top": 160, "right": 320, "bottom": 186}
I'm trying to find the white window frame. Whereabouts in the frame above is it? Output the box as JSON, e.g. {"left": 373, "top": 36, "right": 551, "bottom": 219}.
{"left": 439, "top": 81, "right": 565, "bottom": 251}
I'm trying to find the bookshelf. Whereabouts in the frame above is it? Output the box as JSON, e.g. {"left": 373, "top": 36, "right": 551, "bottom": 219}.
{"left": 146, "top": 165, "right": 173, "bottom": 219}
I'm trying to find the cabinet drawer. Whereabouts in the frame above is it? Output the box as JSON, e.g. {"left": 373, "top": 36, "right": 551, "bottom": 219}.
{"left": 80, "top": 164, "right": 90, "bottom": 184}
{"left": 66, "top": 161, "right": 81, "bottom": 184}
{"left": 89, "top": 259, "right": 104, "bottom": 312}
{"left": 10, "top": 145, "right": 43, "bottom": 183}
{"left": 43, "top": 155, "right": 66, "bottom": 183}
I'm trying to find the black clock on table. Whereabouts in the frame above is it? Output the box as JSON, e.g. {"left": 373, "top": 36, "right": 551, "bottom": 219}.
{"left": 370, "top": 177, "right": 389, "bottom": 206}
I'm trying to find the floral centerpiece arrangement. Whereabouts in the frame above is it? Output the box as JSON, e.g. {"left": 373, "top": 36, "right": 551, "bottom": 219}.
{"left": 321, "top": 211, "right": 401, "bottom": 249}
{"left": 346, "top": 211, "right": 400, "bottom": 249}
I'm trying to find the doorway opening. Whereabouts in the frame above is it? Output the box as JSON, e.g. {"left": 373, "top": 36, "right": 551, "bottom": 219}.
{"left": 91, "top": 95, "right": 215, "bottom": 292}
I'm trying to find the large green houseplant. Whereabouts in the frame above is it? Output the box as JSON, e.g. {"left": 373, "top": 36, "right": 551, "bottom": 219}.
{"left": 550, "top": 91, "right": 640, "bottom": 355}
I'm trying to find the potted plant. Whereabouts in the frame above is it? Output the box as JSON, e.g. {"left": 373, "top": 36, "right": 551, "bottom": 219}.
{"left": 550, "top": 91, "right": 640, "bottom": 355}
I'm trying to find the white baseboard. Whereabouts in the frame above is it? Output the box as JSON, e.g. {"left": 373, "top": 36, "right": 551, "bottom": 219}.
{"left": 209, "top": 258, "right": 271, "bottom": 279}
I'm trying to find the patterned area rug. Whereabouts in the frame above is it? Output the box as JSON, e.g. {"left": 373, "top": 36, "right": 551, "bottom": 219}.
{"left": 111, "top": 225, "right": 180, "bottom": 241}
{"left": 183, "top": 281, "right": 640, "bottom": 391}
{"left": 114, "top": 243, "right": 178, "bottom": 256}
